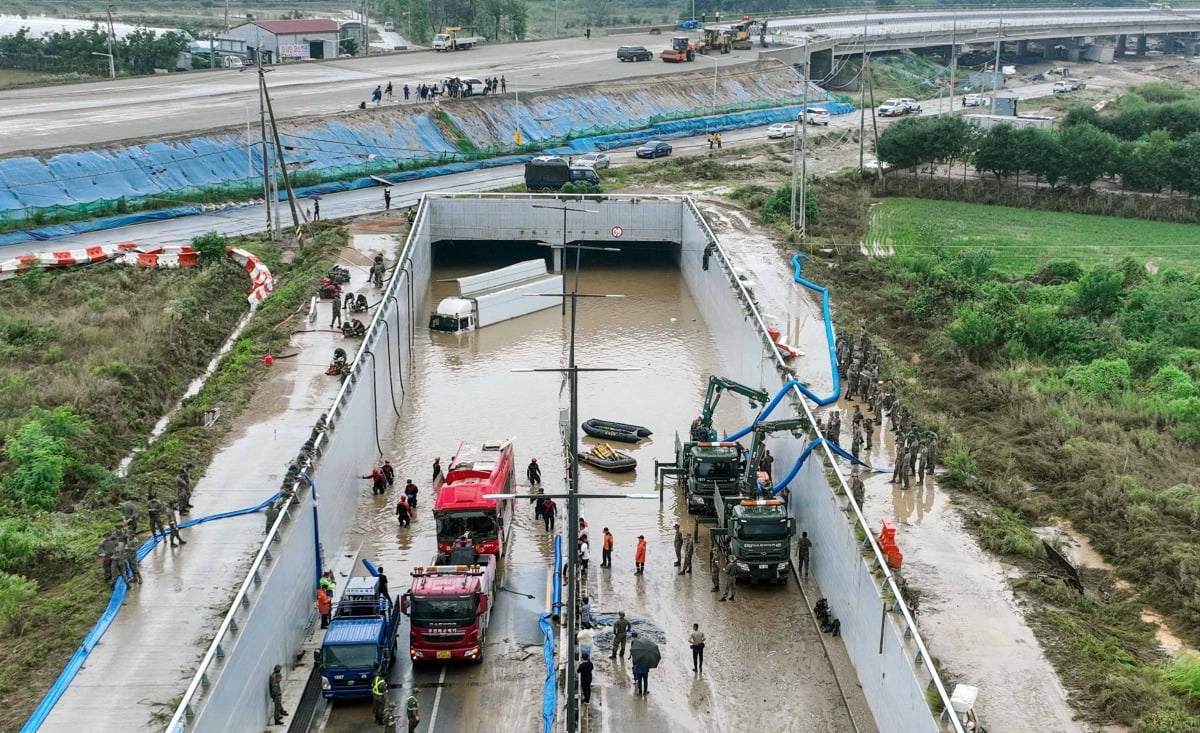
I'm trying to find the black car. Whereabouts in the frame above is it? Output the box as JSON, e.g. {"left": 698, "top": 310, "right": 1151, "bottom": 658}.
{"left": 636, "top": 141, "right": 672, "bottom": 158}
{"left": 617, "top": 45, "right": 653, "bottom": 62}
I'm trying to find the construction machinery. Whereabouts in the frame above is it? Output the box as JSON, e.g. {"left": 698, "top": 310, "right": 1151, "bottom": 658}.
{"left": 432, "top": 26, "right": 485, "bottom": 51}
{"left": 660, "top": 35, "right": 696, "bottom": 63}
{"left": 689, "top": 376, "right": 769, "bottom": 442}
{"left": 699, "top": 27, "right": 731, "bottom": 54}
{"left": 728, "top": 18, "right": 760, "bottom": 50}
{"left": 711, "top": 417, "right": 808, "bottom": 583}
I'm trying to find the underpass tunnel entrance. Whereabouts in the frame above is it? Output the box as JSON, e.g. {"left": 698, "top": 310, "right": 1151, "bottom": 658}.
{"left": 430, "top": 239, "right": 681, "bottom": 271}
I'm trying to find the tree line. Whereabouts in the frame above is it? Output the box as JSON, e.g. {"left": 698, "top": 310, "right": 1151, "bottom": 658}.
{"left": 876, "top": 90, "right": 1200, "bottom": 196}
{"left": 0, "top": 25, "right": 189, "bottom": 75}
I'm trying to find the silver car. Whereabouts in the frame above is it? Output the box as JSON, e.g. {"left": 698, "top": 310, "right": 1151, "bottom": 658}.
{"left": 576, "top": 153, "right": 611, "bottom": 169}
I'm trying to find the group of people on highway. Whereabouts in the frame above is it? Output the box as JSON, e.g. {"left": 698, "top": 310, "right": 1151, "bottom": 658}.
{"left": 99, "top": 464, "right": 191, "bottom": 586}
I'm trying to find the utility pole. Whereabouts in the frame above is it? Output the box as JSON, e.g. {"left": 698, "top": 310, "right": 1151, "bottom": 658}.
{"left": 262, "top": 73, "right": 301, "bottom": 231}
{"left": 859, "top": 8, "right": 868, "bottom": 170}
{"left": 363, "top": 0, "right": 370, "bottom": 55}
{"left": 224, "top": 0, "right": 229, "bottom": 32}
{"left": 991, "top": 12, "right": 1003, "bottom": 115}
{"left": 253, "top": 54, "right": 272, "bottom": 237}
{"left": 949, "top": 15, "right": 957, "bottom": 113}
{"left": 790, "top": 55, "right": 809, "bottom": 234}
{"left": 105, "top": 4, "right": 117, "bottom": 77}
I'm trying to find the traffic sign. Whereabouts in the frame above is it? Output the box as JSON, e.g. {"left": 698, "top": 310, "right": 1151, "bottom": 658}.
{"left": 610, "top": 225, "right": 623, "bottom": 238}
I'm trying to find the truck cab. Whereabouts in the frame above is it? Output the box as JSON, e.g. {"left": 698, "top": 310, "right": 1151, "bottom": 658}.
{"left": 319, "top": 576, "right": 400, "bottom": 699}
{"left": 403, "top": 555, "right": 496, "bottom": 664}
{"left": 683, "top": 441, "right": 743, "bottom": 515}
{"left": 717, "top": 498, "right": 794, "bottom": 583}
{"left": 524, "top": 158, "right": 600, "bottom": 192}
{"left": 429, "top": 296, "right": 476, "bottom": 333}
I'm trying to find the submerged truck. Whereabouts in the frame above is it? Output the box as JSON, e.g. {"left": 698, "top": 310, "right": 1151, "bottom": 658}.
{"left": 318, "top": 575, "right": 401, "bottom": 699}
{"left": 524, "top": 158, "right": 601, "bottom": 192}
{"left": 402, "top": 551, "right": 497, "bottom": 664}
{"left": 429, "top": 259, "right": 563, "bottom": 334}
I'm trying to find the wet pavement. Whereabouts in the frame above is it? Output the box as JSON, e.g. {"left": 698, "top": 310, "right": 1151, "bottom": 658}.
{"left": 38, "top": 233, "right": 398, "bottom": 732}
{"left": 316, "top": 245, "right": 875, "bottom": 733}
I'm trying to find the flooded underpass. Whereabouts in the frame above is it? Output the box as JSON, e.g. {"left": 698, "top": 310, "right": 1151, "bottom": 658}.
{"left": 320, "top": 241, "right": 876, "bottom": 733}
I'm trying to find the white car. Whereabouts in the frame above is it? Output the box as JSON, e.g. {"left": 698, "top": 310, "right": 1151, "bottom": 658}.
{"left": 575, "top": 153, "right": 611, "bottom": 169}
{"left": 801, "top": 107, "right": 831, "bottom": 125}
{"left": 898, "top": 98, "right": 922, "bottom": 113}
{"left": 962, "top": 93, "right": 987, "bottom": 107}
{"left": 767, "top": 123, "right": 796, "bottom": 138}
{"left": 878, "top": 99, "right": 907, "bottom": 117}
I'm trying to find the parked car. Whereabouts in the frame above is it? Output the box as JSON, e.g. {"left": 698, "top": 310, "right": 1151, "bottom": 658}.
{"left": 767, "top": 123, "right": 796, "bottom": 138}
{"left": 801, "top": 107, "right": 831, "bottom": 125}
{"left": 878, "top": 99, "right": 907, "bottom": 117}
{"left": 962, "top": 93, "right": 988, "bottom": 107}
{"left": 576, "top": 152, "right": 611, "bottom": 169}
{"left": 617, "top": 45, "right": 653, "bottom": 62}
{"left": 636, "top": 141, "right": 672, "bottom": 158}
{"left": 383, "top": 21, "right": 395, "bottom": 31}
{"left": 1053, "top": 79, "right": 1086, "bottom": 93}
{"left": 898, "top": 98, "right": 922, "bottom": 113}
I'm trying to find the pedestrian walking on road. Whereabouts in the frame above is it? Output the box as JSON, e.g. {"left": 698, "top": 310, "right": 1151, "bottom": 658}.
{"left": 371, "top": 665, "right": 387, "bottom": 723}
{"left": 527, "top": 457, "right": 541, "bottom": 486}
{"left": 578, "top": 654, "right": 594, "bottom": 704}
{"left": 406, "top": 690, "right": 420, "bottom": 733}
{"left": 384, "top": 187, "right": 392, "bottom": 210}
{"left": 579, "top": 539, "right": 590, "bottom": 575}
{"left": 680, "top": 534, "right": 694, "bottom": 575}
{"left": 543, "top": 499, "right": 557, "bottom": 532}
{"left": 634, "top": 535, "right": 647, "bottom": 575}
{"left": 364, "top": 467, "right": 387, "bottom": 496}
{"left": 630, "top": 632, "right": 660, "bottom": 696}
{"left": 585, "top": 27, "right": 591, "bottom": 39}
{"left": 580, "top": 596, "right": 593, "bottom": 626}
{"left": 312, "top": 198, "right": 320, "bottom": 221}
{"left": 371, "top": 85, "right": 382, "bottom": 105}
{"left": 689, "top": 623, "right": 706, "bottom": 674}
{"left": 432, "top": 457, "right": 442, "bottom": 484}
{"left": 330, "top": 293, "right": 342, "bottom": 328}
{"left": 265, "top": 498, "right": 280, "bottom": 534}
{"left": 404, "top": 479, "right": 418, "bottom": 509}
{"left": 269, "top": 664, "right": 287, "bottom": 725}
{"left": 167, "top": 499, "right": 186, "bottom": 546}
{"left": 673, "top": 523, "right": 683, "bottom": 566}
{"left": 797, "top": 531, "right": 813, "bottom": 578}
{"left": 610, "top": 611, "right": 630, "bottom": 659}
{"left": 395, "top": 495, "right": 411, "bottom": 527}
{"left": 147, "top": 497, "right": 167, "bottom": 542}
{"left": 382, "top": 460, "right": 395, "bottom": 487}
{"left": 121, "top": 499, "right": 138, "bottom": 536}
{"left": 385, "top": 81, "right": 393, "bottom": 98}
{"left": 719, "top": 553, "right": 738, "bottom": 601}
{"left": 403, "top": 84, "right": 410, "bottom": 101}
{"left": 383, "top": 702, "right": 399, "bottom": 733}
{"left": 601, "top": 527, "right": 613, "bottom": 567}
{"left": 500, "top": 75, "right": 506, "bottom": 93}
{"left": 709, "top": 545, "right": 722, "bottom": 592}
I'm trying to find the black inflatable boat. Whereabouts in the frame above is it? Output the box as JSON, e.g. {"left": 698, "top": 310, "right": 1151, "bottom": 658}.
{"left": 577, "top": 444, "right": 637, "bottom": 473}
{"left": 581, "top": 418, "right": 653, "bottom": 444}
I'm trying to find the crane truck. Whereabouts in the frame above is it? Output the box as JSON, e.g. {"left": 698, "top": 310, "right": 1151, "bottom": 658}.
{"left": 433, "top": 26, "right": 485, "bottom": 51}
{"left": 401, "top": 545, "right": 497, "bottom": 664}
{"left": 318, "top": 575, "right": 402, "bottom": 699}
{"left": 655, "top": 376, "right": 769, "bottom": 515}
{"left": 712, "top": 417, "right": 808, "bottom": 584}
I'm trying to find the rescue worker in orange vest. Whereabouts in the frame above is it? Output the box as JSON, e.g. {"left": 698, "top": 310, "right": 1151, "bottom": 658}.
{"left": 601, "top": 527, "right": 614, "bottom": 568}
{"left": 634, "top": 535, "right": 647, "bottom": 575}
{"left": 316, "top": 586, "right": 332, "bottom": 628}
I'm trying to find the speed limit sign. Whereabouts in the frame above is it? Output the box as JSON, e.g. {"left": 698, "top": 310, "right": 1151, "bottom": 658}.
{"left": 611, "top": 225, "right": 623, "bottom": 238}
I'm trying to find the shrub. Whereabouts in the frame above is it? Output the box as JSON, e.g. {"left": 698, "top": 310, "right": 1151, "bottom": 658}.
{"left": 1147, "top": 365, "right": 1196, "bottom": 402}
{"left": 191, "top": 231, "right": 228, "bottom": 265}
{"left": 945, "top": 303, "right": 1007, "bottom": 362}
{"left": 1073, "top": 266, "right": 1126, "bottom": 320}
{"left": 940, "top": 435, "right": 979, "bottom": 489}
{"left": 1065, "top": 358, "right": 1132, "bottom": 398}
{"left": 1165, "top": 397, "right": 1200, "bottom": 443}
{"left": 0, "top": 571, "right": 38, "bottom": 635}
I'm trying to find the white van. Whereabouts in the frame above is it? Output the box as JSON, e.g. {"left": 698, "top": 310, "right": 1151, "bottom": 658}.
{"left": 800, "top": 107, "right": 831, "bottom": 125}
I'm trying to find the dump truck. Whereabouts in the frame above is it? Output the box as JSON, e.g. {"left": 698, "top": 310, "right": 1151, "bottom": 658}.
{"left": 523, "top": 157, "right": 601, "bottom": 192}
{"left": 432, "top": 26, "right": 485, "bottom": 51}
{"left": 660, "top": 36, "right": 696, "bottom": 62}
{"left": 402, "top": 550, "right": 497, "bottom": 664}
{"left": 699, "top": 28, "right": 731, "bottom": 54}
{"left": 430, "top": 259, "right": 563, "bottom": 334}
{"left": 318, "top": 575, "right": 402, "bottom": 699}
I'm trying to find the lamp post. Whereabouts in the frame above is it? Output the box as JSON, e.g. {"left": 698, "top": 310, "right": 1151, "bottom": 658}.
{"left": 791, "top": 55, "right": 810, "bottom": 235}
{"left": 91, "top": 51, "right": 116, "bottom": 79}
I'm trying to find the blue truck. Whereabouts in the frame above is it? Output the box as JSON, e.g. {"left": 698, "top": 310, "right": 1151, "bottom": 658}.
{"left": 318, "top": 576, "right": 401, "bottom": 699}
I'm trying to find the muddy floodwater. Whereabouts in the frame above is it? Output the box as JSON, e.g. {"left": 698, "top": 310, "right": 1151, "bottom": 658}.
{"left": 322, "top": 243, "right": 874, "bottom": 733}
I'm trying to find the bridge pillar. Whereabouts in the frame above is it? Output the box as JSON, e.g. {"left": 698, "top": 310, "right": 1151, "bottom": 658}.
{"left": 1183, "top": 38, "right": 1198, "bottom": 57}
{"left": 1136, "top": 34, "right": 1148, "bottom": 56}
{"left": 1116, "top": 34, "right": 1127, "bottom": 56}
{"left": 809, "top": 47, "right": 833, "bottom": 82}
{"left": 1044, "top": 42, "right": 1057, "bottom": 60}
{"left": 1066, "top": 45, "right": 1081, "bottom": 63}
{"left": 1016, "top": 39, "right": 1029, "bottom": 57}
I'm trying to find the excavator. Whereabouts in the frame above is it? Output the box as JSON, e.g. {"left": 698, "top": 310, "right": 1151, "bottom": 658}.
{"left": 711, "top": 416, "right": 809, "bottom": 584}
{"left": 660, "top": 35, "right": 697, "bottom": 63}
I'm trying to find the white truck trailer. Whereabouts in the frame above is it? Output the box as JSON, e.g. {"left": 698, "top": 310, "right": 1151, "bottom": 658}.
{"left": 432, "top": 28, "right": 485, "bottom": 51}
{"left": 429, "top": 259, "right": 562, "bottom": 334}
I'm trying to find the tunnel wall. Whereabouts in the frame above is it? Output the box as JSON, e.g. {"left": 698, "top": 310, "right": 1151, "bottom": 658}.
{"left": 170, "top": 209, "right": 432, "bottom": 732}
{"left": 675, "top": 198, "right": 942, "bottom": 733}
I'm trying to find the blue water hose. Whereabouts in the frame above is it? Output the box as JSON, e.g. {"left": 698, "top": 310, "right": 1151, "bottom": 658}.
{"left": 723, "top": 253, "right": 842, "bottom": 443}
{"left": 769, "top": 438, "right": 889, "bottom": 496}
{"left": 20, "top": 493, "right": 280, "bottom": 733}
{"left": 541, "top": 534, "right": 563, "bottom": 733}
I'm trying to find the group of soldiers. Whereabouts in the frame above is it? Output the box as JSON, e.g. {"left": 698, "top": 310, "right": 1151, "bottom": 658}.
{"left": 827, "top": 328, "right": 942, "bottom": 499}
{"left": 100, "top": 463, "right": 192, "bottom": 586}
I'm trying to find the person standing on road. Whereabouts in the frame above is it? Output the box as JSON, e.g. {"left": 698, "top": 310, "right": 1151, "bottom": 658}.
{"left": 630, "top": 633, "right": 648, "bottom": 695}
{"left": 167, "top": 499, "right": 186, "bottom": 546}
{"left": 364, "top": 467, "right": 387, "bottom": 496}
{"left": 709, "top": 545, "right": 722, "bottom": 592}
{"left": 395, "top": 494, "right": 411, "bottom": 527}
{"left": 269, "top": 664, "right": 287, "bottom": 725}
{"left": 578, "top": 624, "right": 595, "bottom": 658}
{"left": 121, "top": 499, "right": 138, "bottom": 536}
{"left": 673, "top": 524, "right": 683, "bottom": 566}
{"left": 371, "top": 665, "right": 388, "bottom": 724}
{"left": 384, "top": 187, "right": 392, "bottom": 210}
{"left": 601, "top": 527, "right": 613, "bottom": 568}
{"left": 578, "top": 654, "right": 594, "bottom": 704}
{"left": 689, "top": 623, "right": 706, "bottom": 674}
{"left": 147, "top": 497, "right": 167, "bottom": 542}
{"left": 719, "top": 554, "right": 738, "bottom": 602}
{"left": 585, "top": 27, "right": 591, "bottom": 39}
{"left": 330, "top": 291, "right": 342, "bottom": 328}
{"left": 610, "top": 611, "right": 630, "bottom": 659}
{"left": 527, "top": 457, "right": 541, "bottom": 486}
{"left": 404, "top": 479, "right": 419, "bottom": 510}
{"left": 405, "top": 689, "right": 420, "bottom": 733}
{"left": 381, "top": 460, "right": 395, "bottom": 487}
{"left": 371, "top": 85, "right": 382, "bottom": 105}
{"left": 579, "top": 538, "right": 590, "bottom": 575}
{"left": 383, "top": 702, "right": 399, "bottom": 733}
{"left": 385, "top": 81, "right": 393, "bottom": 98}
{"left": 634, "top": 535, "right": 647, "bottom": 575}
{"left": 317, "top": 586, "right": 332, "bottom": 629}
{"left": 500, "top": 75, "right": 506, "bottom": 93}
{"left": 432, "top": 457, "right": 442, "bottom": 484}
{"left": 680, "top": 534, "right": 694, "bottom": 575}
{"left": 265, "top": 498, "right": 280, "bottom": 534}
{"left": 313, "top": 198, "right": 320, "bottom": 221}
{"left": 797, "top": 531, "right": 813, "bottom": 578}
{"left": 403, "top": 84, "right": 410, "bottom": 101}
{"left": 543, "top": 499, "right": 557, "bottom": 532}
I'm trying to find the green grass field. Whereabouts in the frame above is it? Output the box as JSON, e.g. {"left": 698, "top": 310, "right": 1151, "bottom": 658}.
{"left": 867, "top": 198, "right": 1200, "bottom": 275}
{"left": 0, "top": 69, "right": 48, "bottom": 89}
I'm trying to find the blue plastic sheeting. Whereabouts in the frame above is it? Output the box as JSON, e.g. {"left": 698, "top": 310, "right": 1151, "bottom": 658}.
{"left": 770, "top": 437, "right": 889, "bottom": 496}
{"left": 20, "top": 493, "right": 279, "bottom": 733}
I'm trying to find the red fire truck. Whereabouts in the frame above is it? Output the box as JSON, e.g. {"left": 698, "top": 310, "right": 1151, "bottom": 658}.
{"left": 433, "top": 439, "right": 515, "bottom": 559}
{"left": 402, "top": 553, "right": 497, "bottom": 663}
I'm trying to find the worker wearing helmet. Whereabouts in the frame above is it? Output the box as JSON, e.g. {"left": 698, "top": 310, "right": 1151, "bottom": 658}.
{"left": 527, "top": 457, "right": 541, "bottom": 486}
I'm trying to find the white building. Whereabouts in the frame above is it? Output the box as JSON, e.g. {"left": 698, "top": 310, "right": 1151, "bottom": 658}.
{"left": 224, "top": 19, "right": 339, "bottom": 62}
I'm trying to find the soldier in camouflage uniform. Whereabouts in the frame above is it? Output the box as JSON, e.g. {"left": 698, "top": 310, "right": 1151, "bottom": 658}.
{"left": 147, "top": 497, "right": 168, "bottom": 542}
